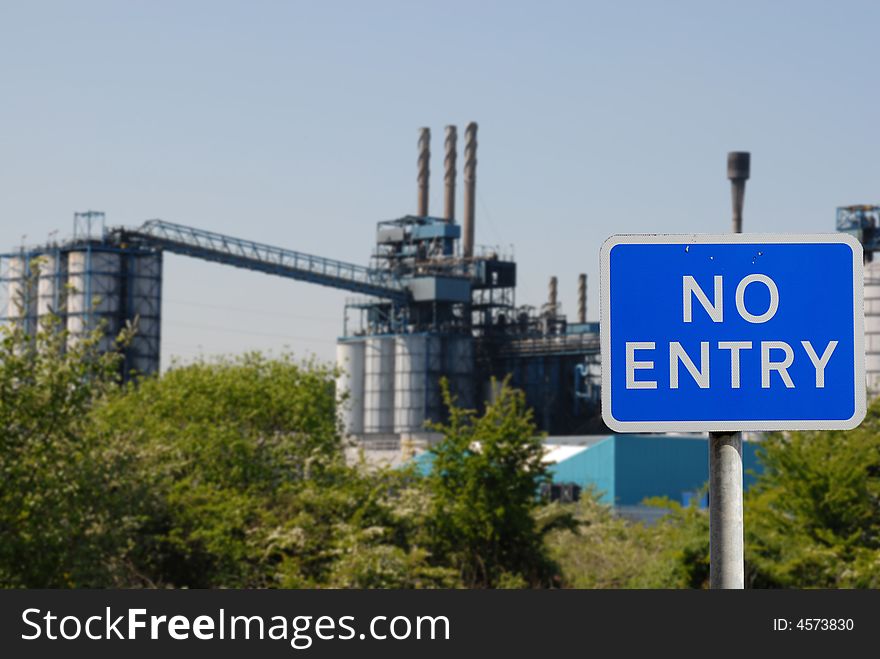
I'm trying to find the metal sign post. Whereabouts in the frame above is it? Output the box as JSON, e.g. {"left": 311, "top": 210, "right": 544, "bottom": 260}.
{"left": 599, "top": 152, "right": 866, "bottom": 590}
{"left": 709, "top": 429, "right": 743, "bottom": 588}
{"left": 709, "top": 152, "right": 749, "bottom": 589}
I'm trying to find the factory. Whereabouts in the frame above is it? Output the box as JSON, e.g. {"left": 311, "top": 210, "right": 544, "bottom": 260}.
{"left": 0, "top": 123, "right": 603, "bottom": 451}
{"left": 2, "top": 127, "right": 878, "bottom": 459}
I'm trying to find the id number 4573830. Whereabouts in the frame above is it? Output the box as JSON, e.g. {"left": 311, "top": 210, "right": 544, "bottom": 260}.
{"left": 773, "top": 619, "right": 854, "bottom": 631}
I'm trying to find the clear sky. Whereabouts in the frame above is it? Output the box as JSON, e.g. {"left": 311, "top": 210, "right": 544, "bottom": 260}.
{"left": 1, "top": 0, "right": 877, "bottom": 366}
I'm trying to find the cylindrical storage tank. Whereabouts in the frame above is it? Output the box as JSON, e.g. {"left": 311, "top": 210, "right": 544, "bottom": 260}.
{"left": 4, "top": 256, "right": 33, "bottom": 324}
{"left": 443, "top": 335, "right": 474, "bottom": 412}
{"left": 363, "top": 336, "right": 395, "bottom": 434}
{"left": 36, "top": 253, "right": 59, "bottom": 325}
{"left": 127, "top": 251, "right": 162, "bottom": 375}
{"left": 336, "top": 339, "right": 366, "bottom": 436}
{"left": 864, "top": 260, "right": 880, "bottom": 397}
{"left": 394, "top": 334, "right": 442, "bottom": 434}
{"left": 66, "top": 250, "right": 122, "bottom": 352}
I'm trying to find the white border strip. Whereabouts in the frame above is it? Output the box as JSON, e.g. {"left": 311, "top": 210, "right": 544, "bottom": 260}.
{"left": 599, "top": 233, "right": 866, "bottom": 432}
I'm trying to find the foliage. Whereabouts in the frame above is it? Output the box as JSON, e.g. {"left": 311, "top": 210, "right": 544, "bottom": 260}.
{"left": 547, "top": 491, "right": 709, "bottom": 589}
{"left": 8, "top": 273, "right": 880, "bottom": 589}
{"left": 745, "top": 405, "right": 880, "bottom": 588}
{"left": 630, "top": 498, "right": 710, "bottom": 588}
{"left": 90, "top": 354, "right": 456, "bottom": 588}
{"left": 0, "top": 264, "right": 139, "bottom": 587}
{"left": 425, "top": 378, "right": 572, "bottom": 588}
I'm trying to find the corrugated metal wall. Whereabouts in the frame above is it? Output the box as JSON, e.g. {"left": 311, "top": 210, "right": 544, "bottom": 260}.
{"left": 550, "top": 435, "right": 762, "bottom": 506}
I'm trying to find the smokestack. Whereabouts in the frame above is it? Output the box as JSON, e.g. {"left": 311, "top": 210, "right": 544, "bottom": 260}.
{"left": 727, "top": 152, "right": 750, "bottom": 234}
{"left": 462, "top": 122, "right": 478, "bottom": 257}
{"left": 548, "top": 276, "right": 558, "bottom": 316}
{"left": 417, "top": 127, "right": 431, "bottom": 217}
{"left": 577, "top": 273, "right": 587, "bottom": 324}
{"left": 444, "top": 125, "right": 457, "bottom": 223}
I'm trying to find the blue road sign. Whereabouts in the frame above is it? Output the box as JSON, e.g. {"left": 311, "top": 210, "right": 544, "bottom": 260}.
{"left": 600, "top": 234, "right": 865, "bottom": 432}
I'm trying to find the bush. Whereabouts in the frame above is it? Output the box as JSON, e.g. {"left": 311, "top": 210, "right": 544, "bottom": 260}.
{"left": 425, "top": 379, "right": 573, "bottom": 588}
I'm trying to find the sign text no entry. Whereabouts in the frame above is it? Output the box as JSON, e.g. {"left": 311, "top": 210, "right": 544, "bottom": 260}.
{"left": 600, "top": 234, "right": 866, "bottom": 432}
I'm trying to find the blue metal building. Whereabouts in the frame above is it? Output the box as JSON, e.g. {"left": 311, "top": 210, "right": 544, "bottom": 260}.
{"left": 411, "top": 434, "right": 764, "bottom": 512}
{"left": 547, "top": 435, "right": 762, "bottom": 507}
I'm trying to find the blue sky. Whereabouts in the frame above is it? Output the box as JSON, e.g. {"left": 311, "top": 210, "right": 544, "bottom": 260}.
{"left": 1, "top": 0, "right": 877, "bottom": 365}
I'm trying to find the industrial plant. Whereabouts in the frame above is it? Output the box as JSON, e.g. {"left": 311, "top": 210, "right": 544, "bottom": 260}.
{"left": 2, "top": 125, "right": 878, "bottom": 454}
{"left": 0, "top": 123, "right": 603, "bottom": 451}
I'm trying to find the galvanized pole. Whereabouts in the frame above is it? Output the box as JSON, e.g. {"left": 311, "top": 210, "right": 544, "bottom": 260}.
{"left": 709, "top": 152, "right": 750, "bottom": 589}
{"left": 708, "top": 430, "right": 743, "bottom": 588}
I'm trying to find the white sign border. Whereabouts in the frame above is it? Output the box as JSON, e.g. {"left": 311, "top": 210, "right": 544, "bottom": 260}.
{"left": 599, "top": 233, "right": 866, "bottom": 432}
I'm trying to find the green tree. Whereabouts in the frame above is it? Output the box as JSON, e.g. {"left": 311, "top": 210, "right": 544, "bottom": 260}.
{"left": 92, "top": 353, "right": 455, "bottom": 588}
{"left": 0, "top": 269, "right": 139, "bottom": 587}
{"left": 425, "top": 378, "right": 571, "bottom": 588}
{"left": 630, "top": 498, "right": 709, "bottom": 588}
{"left": 547, "top": 492, "right": 709, "bottom": 589}
{"left": 745, "top": 407, "right": 880, "bottom": 588}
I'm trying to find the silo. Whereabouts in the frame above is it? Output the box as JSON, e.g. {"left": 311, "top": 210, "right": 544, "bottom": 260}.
{"left": 444, "top": 334, "right": 474, "bottom": 411}
{"left": 4, "top": 256, "right": 34, "bottom": 327}
{"left": 364, "top": 336, "right": 395, "bottom": 433}
{"left": 67, "top": 249, "right": 122, "bottom": 352}
{"left": 127, "top": 251, "right": 162, "bottom": 375}
{"left": 864, "top": 260, "right": 880, "bottom": 396}
{"left": 394, "top": 334, "right": 442, "bottom": 434}
{"left": 36, "top": 253, "right": 60, "bottom": 326}
{"left": 336, "top": 339, "right": 366, "bottom": 435}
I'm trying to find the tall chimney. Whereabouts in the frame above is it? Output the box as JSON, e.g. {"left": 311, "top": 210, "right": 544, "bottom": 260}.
{"left": 444, "top": 125, "right": 457, "bottom": 223}
{"left": 548, "top": 276, "right": 558, "bottom": 316}
{"left": 577, "top": 273, "right": 587, "bottom": 323}
{"left": 417, "top": 127, "right": 431, "bottom": 217}
{"left": 727, "top": 152, "right": 750, "bottom": 234}
{"left": 462, "top": 122, "right": 478, "bottom": 257}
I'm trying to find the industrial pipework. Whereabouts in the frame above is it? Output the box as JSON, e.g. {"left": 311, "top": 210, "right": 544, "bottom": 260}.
{"left": 727, "top": 152, "right": 750, "bottom": 234}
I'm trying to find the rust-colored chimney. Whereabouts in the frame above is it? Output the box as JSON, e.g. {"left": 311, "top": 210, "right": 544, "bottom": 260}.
{"left": 462, "top": 122, "right": 478, "bottom": 257}
{"left": 577, "top": 273, "right": 586, "bottom": 323}
{"left": 417, "top": 127, "right": 430, "bottom": 217}
{"left": 444, "top": 125, "right": 457, "bottom": 223}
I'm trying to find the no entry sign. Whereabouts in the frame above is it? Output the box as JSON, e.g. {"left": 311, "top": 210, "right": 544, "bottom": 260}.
{"left": 600, "top": 234, "right": 865, "bottom": 432}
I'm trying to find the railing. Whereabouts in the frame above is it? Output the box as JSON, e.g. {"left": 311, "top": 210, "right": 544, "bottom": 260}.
{"left": 115, "top": 220, "right": 409, "bottom": 302}
{"left": 498, "top": 332, "right": 601, "bottom": 357}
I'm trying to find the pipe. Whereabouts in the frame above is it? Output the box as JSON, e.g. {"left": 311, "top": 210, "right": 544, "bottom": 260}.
{"left": 577, "top": 273, "right": 587, "bottom": 323}
{"left": 444, "top": 125, "right": 457, "bottom": 223}
{"left": 462, "top": 122, "right": 478, "bottom": 257}
{"left": 417, "top": 127, "right": 430, "bottom": 217}
{"left": 727, "top": 152, "right": 750, "bottom": 234}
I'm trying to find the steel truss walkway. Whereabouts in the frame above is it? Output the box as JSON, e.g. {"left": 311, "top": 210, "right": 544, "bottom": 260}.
{"left": 114, "top": 219, "right": 409, "bottom": 302}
